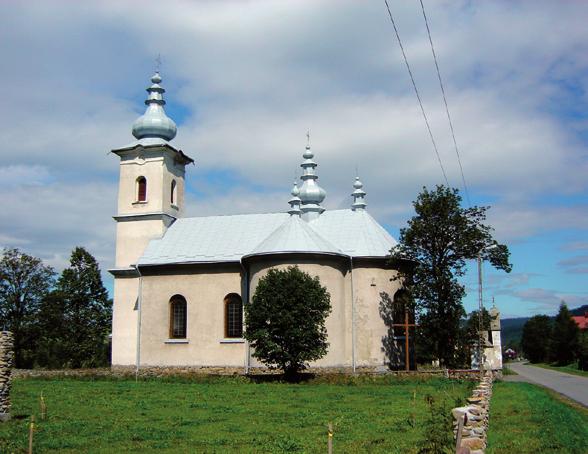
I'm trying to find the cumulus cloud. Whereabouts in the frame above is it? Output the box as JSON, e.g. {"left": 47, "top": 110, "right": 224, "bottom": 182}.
{"left": 0, "top": 0, "right": 587, "bottom": 312}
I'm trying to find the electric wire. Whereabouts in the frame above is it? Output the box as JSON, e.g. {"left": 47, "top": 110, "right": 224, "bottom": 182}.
{"left": 419, "top": 0, "right": 471, "bottom": 205}
{"left": 383, "top": 0, "right": 450, "bottom": 187}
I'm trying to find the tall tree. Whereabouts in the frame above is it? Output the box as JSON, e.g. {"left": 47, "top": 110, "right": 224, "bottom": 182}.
{"left": 244, "top": 266, "right": 331, "bottom": 379}
{"left": 0, "top": 248, "right": 55, "bottom": 367}
{"left": 390, "top": 186, "right": 511, "bottom": 367}
{"left": 50, "top": 247, "right": 112, "bottom": 368}
{"left": 550, "top": 301, "right": 579, "bottom": 366}
{"left": 521, "top": 315, "right": 552, "bottom": 363}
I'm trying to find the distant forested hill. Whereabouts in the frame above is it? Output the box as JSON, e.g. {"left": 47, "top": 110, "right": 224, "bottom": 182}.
{"left": 498, "top": 304, "right": 588, "bottom": 351}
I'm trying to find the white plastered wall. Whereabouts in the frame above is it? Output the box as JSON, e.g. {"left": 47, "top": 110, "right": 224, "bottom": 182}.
{"left": 111, "top": 276, "right": 139, "bottom": 366}
{"left": 137, "top": 265, "right": 247, "bottom": 367}
{"left": 351, "top": 264, "right": 402, "bottom": 367}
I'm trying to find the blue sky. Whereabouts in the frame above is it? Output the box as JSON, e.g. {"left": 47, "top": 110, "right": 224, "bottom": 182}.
{"left": 0, "top": 1, "right": 587, "bottom": 318}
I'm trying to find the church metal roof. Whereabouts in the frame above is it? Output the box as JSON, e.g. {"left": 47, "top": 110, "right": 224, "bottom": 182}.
{"left": 247, "top": 215, "right": 343, "bottom": 258}
{"left": 138, "top": 209, "right": 397, "bottom": 266}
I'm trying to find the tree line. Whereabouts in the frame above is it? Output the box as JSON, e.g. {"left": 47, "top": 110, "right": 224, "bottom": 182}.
{"left": 0, "top": 247, "right": 111, "bottom": 369}
{"left": 521, "top": 302, "right": 588, "bottom": 370}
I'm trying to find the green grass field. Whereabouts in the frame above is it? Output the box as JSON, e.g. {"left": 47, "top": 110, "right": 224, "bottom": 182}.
{"left": 0, "top": 376, "right": 471, "bottom": 453}
{"left": 487, "top": 381, "right": 588, "bottom": 453}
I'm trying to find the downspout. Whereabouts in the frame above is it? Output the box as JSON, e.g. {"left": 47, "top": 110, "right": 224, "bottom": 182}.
{"left": 350, "top": 257, "right": 356, "bottom": 373}
{"left": 239, "top": 258, "right": 250, "bottom": 375}
{"left": 134, "top": 264, "right": 143, "bottom": 381}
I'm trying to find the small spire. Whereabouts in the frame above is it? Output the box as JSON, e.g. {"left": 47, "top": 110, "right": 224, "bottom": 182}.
{"left": 132, "top": 72, "right": 177, "bottom": 141}
{"left": 288, "top": 181, "right": 301, "bottom": 216}
{"left": 298, "top": 138, "right": 326, "bottom": 221}
{"left": 351, "top": 176, "right": 367, "bottom": 211}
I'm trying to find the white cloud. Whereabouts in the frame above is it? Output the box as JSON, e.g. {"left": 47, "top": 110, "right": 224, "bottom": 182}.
{"left": 1, "top": 0, "right": 587, "bottom": 313}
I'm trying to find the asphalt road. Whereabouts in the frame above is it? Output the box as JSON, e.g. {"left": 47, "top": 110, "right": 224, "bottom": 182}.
{"left": 506, "top": 362, "right": 588, "bottom": 407}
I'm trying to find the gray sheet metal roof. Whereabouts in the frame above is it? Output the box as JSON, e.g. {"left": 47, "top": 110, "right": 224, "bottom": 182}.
{"left": 138, "top": 209, "right": 396, "bottom": 266}
{"left": 248, "top": 215, "right": 343, "bottom": 257}
{"left": 310, "top": 210, "right": 397, "bottom": 257}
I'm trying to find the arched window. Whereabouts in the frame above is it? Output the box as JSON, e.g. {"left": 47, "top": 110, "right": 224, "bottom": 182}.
{"left": 171, "top": 180, "right": 177, "bottom": 205}
{"left": 137, "top": 176, "right": 147, "bottom": 202}
{"left": 224, "top": 293, "right": 243, "bottom": 338}
{"left": 169, "top": 295, "right": 187, "bottom": 339}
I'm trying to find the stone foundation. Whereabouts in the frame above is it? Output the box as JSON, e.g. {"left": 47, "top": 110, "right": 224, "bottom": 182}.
{"left": 452, "top": 372, "right": 494, "bottom": 454}
{"left": 0, "top": 331, "right": 14, "bottom": 422}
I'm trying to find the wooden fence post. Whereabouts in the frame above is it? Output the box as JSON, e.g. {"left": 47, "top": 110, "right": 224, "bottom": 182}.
{"left": 455, "top": 413, "right": 466, "bottom": 454}
{"left": 28, "top": 415, "right": 35, "bottom": 454}
{"left": 327, "top": 422, "right": 333, "bottom": 454}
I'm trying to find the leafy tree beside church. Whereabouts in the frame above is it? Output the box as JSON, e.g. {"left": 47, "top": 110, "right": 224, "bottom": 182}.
{"left": 390, "top": 186, "right": 511, "bottom": 367}
{"left": 244, "top": 266, "right": 331, "bottom": 378}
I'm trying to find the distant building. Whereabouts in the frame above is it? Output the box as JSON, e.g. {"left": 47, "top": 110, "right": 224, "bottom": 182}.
{"left": 109, "top": 72, "right": 411, "bottom": 372}
{"left": 572, "top": 312, "right": 588, "bottom": 331}
{"left": 472, "top": 304, "right": 503, "bottom": 370}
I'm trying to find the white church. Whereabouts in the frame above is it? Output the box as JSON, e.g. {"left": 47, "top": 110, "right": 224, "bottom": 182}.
{"left": 109, "top": 72, "right": 410, "bottom": 372}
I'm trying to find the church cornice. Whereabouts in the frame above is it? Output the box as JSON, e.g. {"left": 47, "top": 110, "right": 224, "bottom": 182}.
{"left": 111, "top": 142, "right": 194, "bottom": 165}
{"left": 113, "top": 212, "right": 177, "bottom": 223}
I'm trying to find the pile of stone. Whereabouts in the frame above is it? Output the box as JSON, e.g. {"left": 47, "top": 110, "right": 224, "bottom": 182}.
{"left": 452, "top": 372, "right": 493, "bottom": 454}
{"left": 0, "top": 331, "right": 14, "bottom": 422}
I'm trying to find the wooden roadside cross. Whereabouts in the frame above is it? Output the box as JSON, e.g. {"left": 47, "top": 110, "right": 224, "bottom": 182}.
{"left": 391, "top": 305, "right": 416, "bottom": 371}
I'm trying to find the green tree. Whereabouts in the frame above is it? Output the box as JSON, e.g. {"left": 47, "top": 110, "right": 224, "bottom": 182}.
{"left": 521, "top": 315, "right": 552, "bottom": 363}
{"left": 244, "top": 266, "right": 331, "bottom": 378}
{"left": 45, "top": 247, "right": 112, "bottom": 368}
{"left": 390, "top": 186, "right": 511, "bottom": 367}
{"left": 550, "top": 301, "right": 579, "bottom": 366}
{"left": 0, "top": 248, "right": 55, "bottom": 368}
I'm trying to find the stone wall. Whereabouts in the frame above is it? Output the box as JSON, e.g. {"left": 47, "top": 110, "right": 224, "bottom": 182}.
{"left": 0, "top": 331, "right": 14, "bottom": 422}
{"left": 452, "top": 372, "right": 493, "bottom": 454}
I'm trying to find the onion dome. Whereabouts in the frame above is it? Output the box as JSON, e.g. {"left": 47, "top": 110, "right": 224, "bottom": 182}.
{"left": 132, "top": 72, "right": 177, "bottom": 141}
{"left": 298, "top": 144, "right": 326, "bottom": 220}
{"left": 351, "top": 176, "right": 367, "bottom": 211}
{"left": 288, "top": 181, "right": 301, "bottom": 216}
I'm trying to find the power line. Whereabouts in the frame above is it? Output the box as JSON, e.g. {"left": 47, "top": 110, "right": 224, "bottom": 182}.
{"left": 419, "top": 0, "right": 471, "bottom": 205}
{"left": 383, "top": 0, "right": 449, "bottom": 187}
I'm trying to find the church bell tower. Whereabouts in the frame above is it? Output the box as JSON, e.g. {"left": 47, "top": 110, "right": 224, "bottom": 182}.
{"left": 110, "top": 72, "right": 193, "bottom": 366}
{"left": 111, "top": 72, "right": 194, "bottom": 269}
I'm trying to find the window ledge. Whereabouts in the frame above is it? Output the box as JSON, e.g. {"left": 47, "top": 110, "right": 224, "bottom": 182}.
{"left": 165, "top": 339, "right": 189, "bottom": 344}
{"left": 220, "top": 338, "right": 245, "bottom": 344}
{"left": 132, "top": 201, "right": 148, "bottom": 205}
{"left": 170, "top": 204, "right": 179, "bottom": 210}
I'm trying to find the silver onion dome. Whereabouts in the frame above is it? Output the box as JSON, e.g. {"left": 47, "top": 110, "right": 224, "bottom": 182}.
{"left": 298, "top": 144, "right": 326, "bottom": 220}
{"left": 351, "top": 176, "right": 367, "bottom": 211}
{"left": 288, "top": 181, "right": 302, "bottom": 216}
{"left": 132, "top": 72, "right": 177, "bottom": 141}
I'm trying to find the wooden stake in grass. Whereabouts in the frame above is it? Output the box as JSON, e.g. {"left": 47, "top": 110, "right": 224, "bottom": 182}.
{"left": 28, "top": 415, "right": 35, "bottom": 454}
{"left": 40, "top": 392, "right": 47, "bottom": 420}
{"left": 411, "top": 389, "right": 416, "bottom": 427}
{"left": 327, "top": 422, "right": 333, "bottom": 454}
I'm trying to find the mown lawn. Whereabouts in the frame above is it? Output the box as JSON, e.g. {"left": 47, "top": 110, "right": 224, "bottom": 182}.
{"left": 487, "top": 381, "right": 588, "bottom": 454}
{"left": 0, "top": 376, "right": 471, "bottom": 453}
{"left": 532, "top": 362, "right": 588, "bottom": 378}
